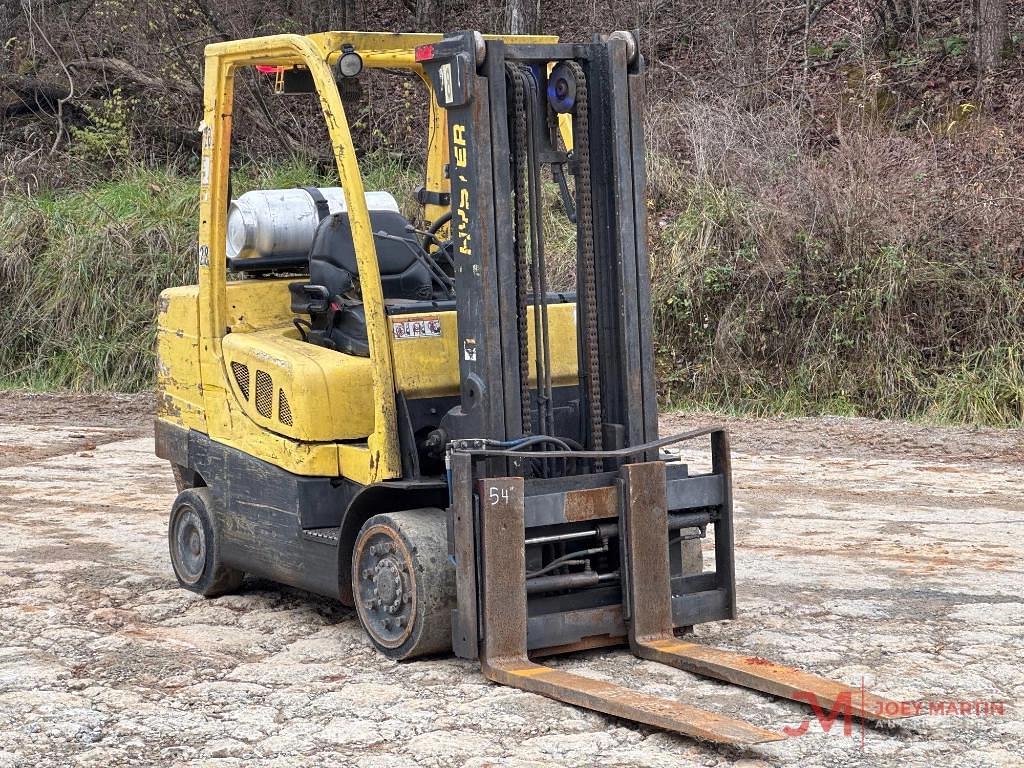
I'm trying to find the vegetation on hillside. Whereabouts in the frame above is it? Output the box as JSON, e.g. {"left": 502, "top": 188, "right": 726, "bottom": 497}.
{"left": 1, "top": 1, "right": 1022, "bottom": 425}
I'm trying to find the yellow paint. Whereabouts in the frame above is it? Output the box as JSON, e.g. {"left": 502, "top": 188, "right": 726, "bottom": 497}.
{"left": 155, "top": 286, "right": 206, "bottom": 432}
{"left": 194, "top": 33, "right": 402, "bottom": 482}
{"left": 162, "top": 277, "right": 579, "bottom": 443}
{"left": 223, "top": 278, "right": 295, "bottom": 332}
{"left": 213, "top": 412, "right": 343, "bottom": 476}
{"left": 157, "top": 30, "right": 576, "bottom": 482}
{"left": 338, "top": 443, "right": 379, "bottom": 486}
{"left": 392, "top": 303, "right": 579, "bottom": 399}
{"left": 222, "top": 326, "right": 375, "bottom": 441}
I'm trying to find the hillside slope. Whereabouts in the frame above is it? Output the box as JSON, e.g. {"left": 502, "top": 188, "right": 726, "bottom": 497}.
{"left": 1, "top": 2, "right": 1021, "bottom": 424}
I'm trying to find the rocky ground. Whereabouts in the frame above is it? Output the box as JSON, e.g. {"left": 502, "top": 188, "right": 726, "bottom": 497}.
{"left": 0, "top": 392, "right": 1021, "bottom": 767}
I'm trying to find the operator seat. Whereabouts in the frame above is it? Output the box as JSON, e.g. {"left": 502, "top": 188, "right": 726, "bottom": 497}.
{"left": 291, "top": 210, "right": 433, "bottom": 357}
{"left": 309, "top": 210, "right": 434, "bottom": 301}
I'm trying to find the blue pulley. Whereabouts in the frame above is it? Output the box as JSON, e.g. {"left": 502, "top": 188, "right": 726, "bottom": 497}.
{"left": 547, "top": 63, "right": 577, "bottom": 114}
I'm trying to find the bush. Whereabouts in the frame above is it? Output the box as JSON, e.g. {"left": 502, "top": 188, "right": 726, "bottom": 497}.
{"left": 646, "top": 96, "right": 1024, "bottom": 426}
{"left": 1, "top": 132, "right": 1020, "bottom": 428}
{"left": 0, "top": 167, "right": 197, "bottom": 389}
{"left": 69, "top": 89, "right": 137, "bottom": 166}
{"left": 0, "top": 155, "right": 423, "bottom": 391}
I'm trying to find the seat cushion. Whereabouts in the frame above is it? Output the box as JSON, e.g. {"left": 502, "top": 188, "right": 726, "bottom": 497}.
{"left": 309, "top": 211, "right": 433, "bottom": 301}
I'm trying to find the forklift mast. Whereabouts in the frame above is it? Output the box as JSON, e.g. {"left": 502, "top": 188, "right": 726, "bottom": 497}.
{"left": 419, "top": 32, "right": 657, "bottom": 468}
{"left": 411, "top": 33, "right": 911, "bottom": 743}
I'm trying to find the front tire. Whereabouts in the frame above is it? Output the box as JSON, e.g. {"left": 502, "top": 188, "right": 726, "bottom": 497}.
{"left": 168, "top": 487, "right": 244, "bottom": 597}
{"left": 352, "top": 508, "right": 455, "bottom": 660}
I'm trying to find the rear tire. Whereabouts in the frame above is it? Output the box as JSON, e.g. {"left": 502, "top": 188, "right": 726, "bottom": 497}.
{"left": 352, "top": 508, "right": 455, "bottom": 660}
{"left": 168, "top": 487, "right": 244, "bottom": 597}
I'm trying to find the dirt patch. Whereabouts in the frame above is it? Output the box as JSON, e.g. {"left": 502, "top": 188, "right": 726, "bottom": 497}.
{"left": 0, "top": 392, "right": 152, "bottom": 469}
{"left": 0, "top": 394, "right": 1021, "bottom": 767}
{"left": 0, "top": 392, "right": 154, "bottom": 429}
{"left": 661, "top": 411, "right": 1024, "bottom": 466}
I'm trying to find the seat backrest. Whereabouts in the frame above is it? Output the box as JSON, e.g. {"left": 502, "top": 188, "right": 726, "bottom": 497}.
{"left": 309, "top": 210, "right": 433, "bottom": 301}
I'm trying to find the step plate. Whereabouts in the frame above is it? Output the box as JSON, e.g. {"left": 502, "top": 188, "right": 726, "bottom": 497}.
{"left": 303, "top": 527, "right": 340, "bottom": 543}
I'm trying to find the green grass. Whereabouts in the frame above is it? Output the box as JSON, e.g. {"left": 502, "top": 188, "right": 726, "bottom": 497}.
{"left": 2, "top": 157, "right": 1021, "bottom": 428}
{"left": 0, "top": 154, "right": 425, "bottom": 392}
{"left": 647, "top": 169, "right": 1024, "bottom": 428}
{"left": 0, "top": 166, "right": 198, "bottom": 390}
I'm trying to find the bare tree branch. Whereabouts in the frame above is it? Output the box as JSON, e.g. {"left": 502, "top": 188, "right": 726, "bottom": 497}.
{"left": 67, "top": 57, "right": 201, "bottom": 96}
{"left": 23, "top": 2, "right": 75, "bottom": 155}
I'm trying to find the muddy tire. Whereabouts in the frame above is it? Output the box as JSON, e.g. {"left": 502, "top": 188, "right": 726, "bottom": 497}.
{"left": 168, "top": 487, "right": 244, "bottom": 597}
{"left": 352, "top": 508, "right": 455, "bottom": 660}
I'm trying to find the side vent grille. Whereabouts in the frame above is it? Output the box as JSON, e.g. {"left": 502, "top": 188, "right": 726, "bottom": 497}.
{"left": 231, "top": 361, "right": 250, "bottom": 400}
{"left": 235, "top": 365, "right": 291, "bottom": 427}
{"left": 278, "top": 390, "right": 293, "bottom": 426}
{"left": 255, "top": 370, "right": 273, "bottom": 418}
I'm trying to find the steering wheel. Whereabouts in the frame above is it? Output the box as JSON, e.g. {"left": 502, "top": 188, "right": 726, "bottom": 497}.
{"left": 422, "top": 211, "right": 453, "bottom": 255}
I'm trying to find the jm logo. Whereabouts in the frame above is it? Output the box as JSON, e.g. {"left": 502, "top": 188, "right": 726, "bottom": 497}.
{"left": 783, "top": 691, "right": 855, "bottom": 737}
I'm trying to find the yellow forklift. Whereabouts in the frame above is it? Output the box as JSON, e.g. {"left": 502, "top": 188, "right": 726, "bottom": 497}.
{"left": 155, "top": 29, "right": 910, "bottom": 744}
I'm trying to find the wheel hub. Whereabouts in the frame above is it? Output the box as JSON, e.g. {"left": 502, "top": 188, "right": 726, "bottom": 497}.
{"left": 172, "top": 506, "right": 206, "bottom": 585}
{"left": 355, "top": 529, "right": 415, "bottom": 648}
{"left": 373, "top": 557, "right": 403, "bottom": 610}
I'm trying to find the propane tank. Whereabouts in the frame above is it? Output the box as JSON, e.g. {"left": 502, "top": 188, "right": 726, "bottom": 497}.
{"left": 226, "top": 187, "right": 401, "bottom": 261}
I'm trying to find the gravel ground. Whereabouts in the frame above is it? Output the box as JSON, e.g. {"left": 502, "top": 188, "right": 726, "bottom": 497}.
{"left": 0, "top": 392, "right": 1021, "bottom": 767}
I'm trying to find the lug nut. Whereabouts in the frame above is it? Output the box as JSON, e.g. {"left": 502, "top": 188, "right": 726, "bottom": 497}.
{"left": 382, "top": 618, "right": 392, "bottom": 629}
